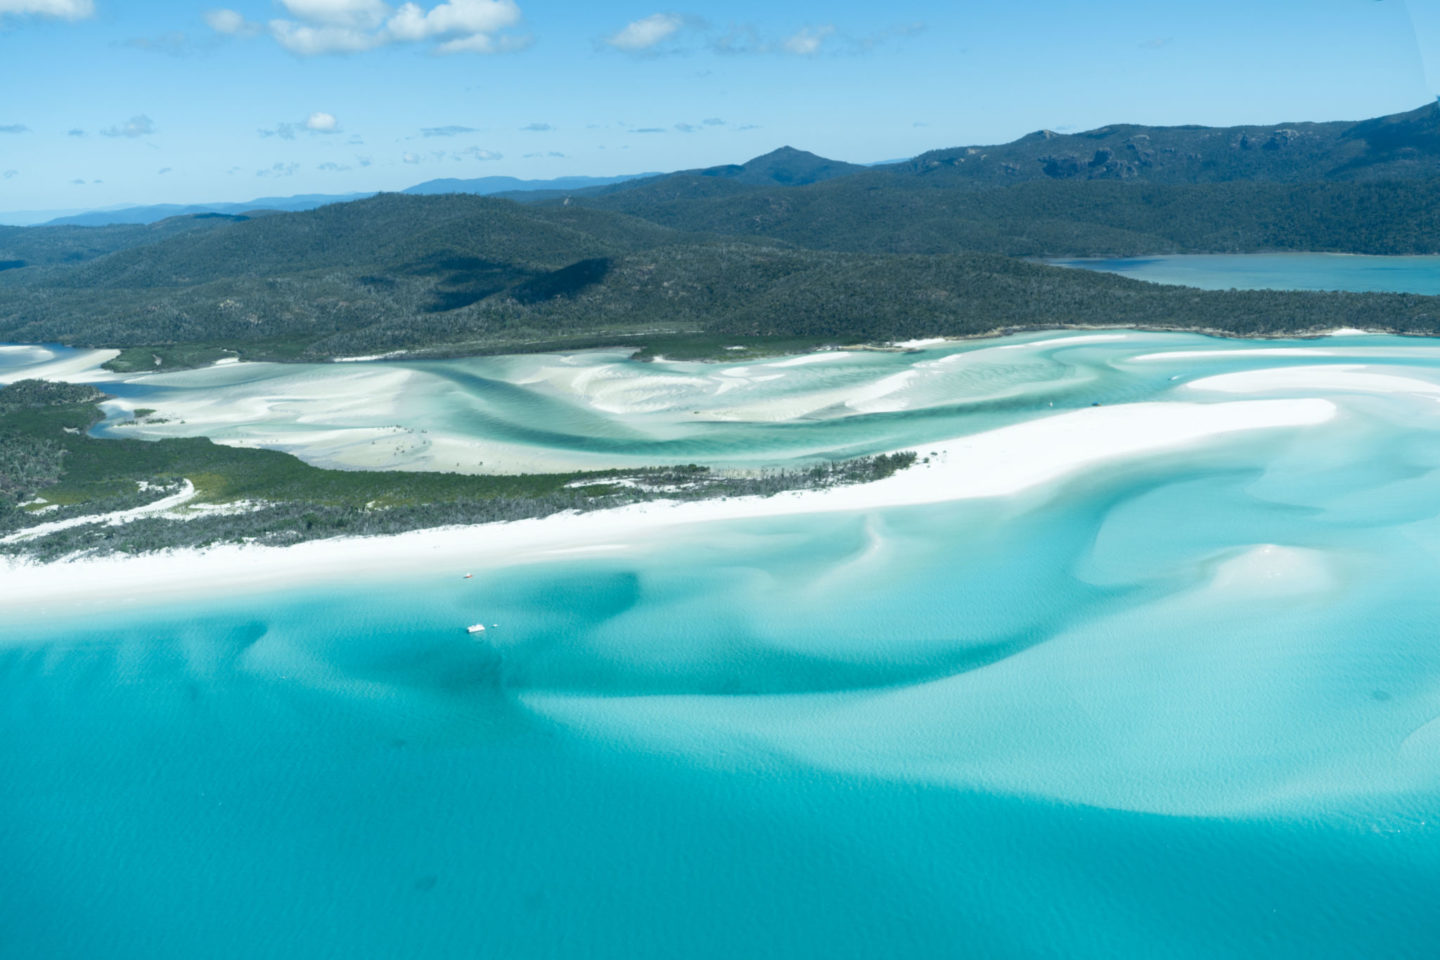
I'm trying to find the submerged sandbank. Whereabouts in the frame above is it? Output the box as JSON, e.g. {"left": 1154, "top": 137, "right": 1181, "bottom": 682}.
{"left": 0, "top": 397, "right": 1335, "bottom": 613}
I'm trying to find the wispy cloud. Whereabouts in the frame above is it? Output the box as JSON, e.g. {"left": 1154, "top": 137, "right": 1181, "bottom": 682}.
{"left": 521, "top": 121, "right": 552, "bottom": 131}
{"left": 317, "top": 161, "right": 351, "bottom": 172}
{"left": 0, "top": 124, "right": 29, "bottom": 134}
{"left": 257, "top": 161, "right": 301, "bottom": 177}
{"left": 782, "top": 25, "right": 834, "bottom": 56}
{"left": 101, "top": 115, "right": 155, "bottom": 138}
{"left": 3, "top": 170, "right": 17, "bottom": 179}
{"left": 603, "top": 12, "right": 683, "bottom": 52}
{"left": 0, "top": 0, "right": 94, "bottom": 23}
{"left": 122, "top": 32, "right": 201, "bottom": 57}
{"left": 204, "top": 8, "right": 261, "bottom": 36}
{"left": 205, "top": 0, "right": 528, "bottom": 56}
{"left": 611, "top": 15, "right": 921, "bottom": 58}
{"left": 422, "top": 125, "right": 478, "bottom": 137}
{"left": 260, "top": 112, "right": 340, "bottom": 139}
{"left": 457, "top": 145, "right": 501, "bottom": 160}
{"left": 67, "top": 128, "right": 85, "bottom": 137}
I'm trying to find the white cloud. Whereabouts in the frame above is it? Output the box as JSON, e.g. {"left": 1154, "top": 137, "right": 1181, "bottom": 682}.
{"left": 215, "top": 0, "right": 525, "bottom": 55}
{"left": 385, "top": 0, "right": 519, "bottom": 41}
{"left": 782, "top": 25, "right": 833, "bottom": 55}
{"left": 204, "top": 8, "right": 261, "bottom": 36}
{"left": 279, "top": 0, "right": 388, "bottom": 28}
{"left": 306, "top": 111, "right": 339, "bottom": 132}
{"left": 458, "top": 145, "right": 500, "bottom": 160}
{"left": 257, "top": 161, "right": 302, "bottom": 177}
{"left": 434, "top": 31, "right": 495, "bottom": 53}
{"left": 435, "top": 30, "right": 531, "bottom": 54}
{"left": 403, "top": 152, "right": 422, "bottom": 164}
{"left": 260, "top": 113, "right": 340, "bottom": 138}
{"left": 0, "top": 0, "right": 93, "bottom": 21}
{"left": 604, "top": 12, "right": 681, "bottom": 51}
{"left": 269, "top": 20, "right": 379, "bottom": 54}
{"left": 101, "top": 115, "right": 155, "bottom": 138}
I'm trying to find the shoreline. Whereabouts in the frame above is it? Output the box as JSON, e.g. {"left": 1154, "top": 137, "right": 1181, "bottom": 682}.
{"left": 0, "top": 397, "right": 1335, "bottom": 613}
{"left": 0, "top": 323, "right": 1411, "bottom": 386}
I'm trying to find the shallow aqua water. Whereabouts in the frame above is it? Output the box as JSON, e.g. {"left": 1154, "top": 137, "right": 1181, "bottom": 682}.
{"left": 1053, "top": 253, "right": 1440, "bottom": 294}
{"left": 6, "top": 453, "right": 1440, "bottom": 957}
{"left": 13, "top": 310, "right": 1440, "bottom": 953}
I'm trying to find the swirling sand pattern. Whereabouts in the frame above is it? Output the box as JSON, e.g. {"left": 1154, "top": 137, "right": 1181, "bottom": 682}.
{"left": 8, "top": 329, "right": 1440, "bottom": 955}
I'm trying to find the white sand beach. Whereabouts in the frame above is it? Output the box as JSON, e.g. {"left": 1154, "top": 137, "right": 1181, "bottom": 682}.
{"left": 0, "top": 397, "right": 1335, "bottom": 612}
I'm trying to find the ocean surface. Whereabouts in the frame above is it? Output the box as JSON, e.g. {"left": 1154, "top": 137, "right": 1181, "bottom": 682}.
{"left": 6, "top": 254, "right": 1440, "bottom": 957}
{"left": 1052, "top": 252, "right": 1440, "bottom": 294}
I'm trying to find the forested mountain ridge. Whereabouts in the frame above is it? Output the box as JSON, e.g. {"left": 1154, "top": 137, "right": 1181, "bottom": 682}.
{"left": 0, "top": 214, "right": 246, "bottom": 272}
{"left": 575, "top": 176, "right": 1440, "bottom": 257}
{"left": 4, "top": 104, "right": 1440, "bottom": 366}
{"left": 882, "top": 101, "right": 1440, "bottom": 185}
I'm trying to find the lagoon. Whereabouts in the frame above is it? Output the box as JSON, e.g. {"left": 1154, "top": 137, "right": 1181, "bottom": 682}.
{"left": 1052, "top": 252, "right": 1440, "bottom": 294}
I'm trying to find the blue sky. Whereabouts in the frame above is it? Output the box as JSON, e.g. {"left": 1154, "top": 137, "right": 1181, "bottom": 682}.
{"left": 0, "top": 0, "right": 1436, "bottom": 215}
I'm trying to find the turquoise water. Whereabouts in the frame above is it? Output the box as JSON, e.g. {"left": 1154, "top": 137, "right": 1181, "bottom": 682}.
{"left": 1053, "top": 253, "right": 1440, "bottom": 294}
{"left": 6, "top": 451, "right": 1440, "bottom": 956}
{"left": 14, "top": 309, "right": 1440, "bottom": 955}
{"left": 14, "top": 321, "right": 1440, "bottom": 953}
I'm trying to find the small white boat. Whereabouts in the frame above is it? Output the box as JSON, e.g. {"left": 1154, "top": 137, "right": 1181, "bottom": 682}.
{"left": 466, "top": 624, "right": 486, "bottom": 634}
{"left": 463, "top": 573, "right": 473, "bottom": 580}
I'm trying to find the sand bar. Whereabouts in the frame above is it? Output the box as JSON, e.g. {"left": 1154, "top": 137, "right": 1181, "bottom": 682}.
{"left": 1187, "top": 364, "right": 1440, "bottom": 396}
{"left": 0, "top": 397, "right": 1335, "bottom": 615}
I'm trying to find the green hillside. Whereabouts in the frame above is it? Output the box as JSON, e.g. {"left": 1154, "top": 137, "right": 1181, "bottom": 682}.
{"left": 4, "top": 104, "right": 1440, "bottom": 367}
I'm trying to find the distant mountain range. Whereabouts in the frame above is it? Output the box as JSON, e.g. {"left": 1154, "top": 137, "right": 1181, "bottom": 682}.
{"left": 887, "top": 101, "right": 1440, "bottom": 185}
{"left": 9, "top": 173, "right": 656, "bottom": 228}
{"left": 13, "top": 103, "right": 1439, "bottom": 229}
